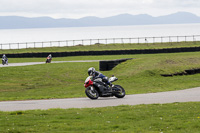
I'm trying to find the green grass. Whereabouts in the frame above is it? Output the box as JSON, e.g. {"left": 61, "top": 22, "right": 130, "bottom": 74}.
{"left": 0, "top": 41, "right": 200, "bottom": 54}
{"left": 0, "top": 102, "right": 200, "bottom": 133}
{"left": 1, "top": 52, "right": 200, "bottom": 101}
{"left": 1, "top": 46, "right": 200, "bottom": 132}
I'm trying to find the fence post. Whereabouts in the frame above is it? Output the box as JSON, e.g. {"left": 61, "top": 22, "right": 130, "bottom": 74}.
{"left": 185, "top": 36, "right": 186, "bottom": 42}
{"left": 177, "top": 36, "right": 179, "bottom": 43}
{"left": 121, "top": 38, "right": 123, "bottom": 44}
{"left": 66, "top": 40, "right": 68, "bottom": 47}
{"left": 193, "top": 35, "right": 195, "bottom": 43}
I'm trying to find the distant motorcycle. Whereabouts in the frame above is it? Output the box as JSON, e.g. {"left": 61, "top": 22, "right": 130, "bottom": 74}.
{"left": 84, "top": 75, "right": 125, "bottom": 100}
{"left": 2, "top": 58, "right": 8, "bottom": 65}
{"left": 46, "top": 57, "right": 52, "bottom": 63}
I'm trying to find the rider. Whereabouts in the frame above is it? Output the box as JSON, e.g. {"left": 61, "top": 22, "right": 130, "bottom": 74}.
{"left": 47, "top": 54, "right": 52, "bottom": 60}
{"left": 2, "top": 54, "right": 8, "bottom": 63}
{"left": 88, "top": 67, "right": 114, "bottom": 91}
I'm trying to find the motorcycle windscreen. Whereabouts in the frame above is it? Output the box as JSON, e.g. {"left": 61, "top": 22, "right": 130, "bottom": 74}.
{"left": 85, "top": 76, "right": 93, "bottom": 83}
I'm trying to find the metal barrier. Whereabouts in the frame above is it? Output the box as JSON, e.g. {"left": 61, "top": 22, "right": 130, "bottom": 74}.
{"left": 0, "top": 35, "right": 200, "bottom": 50}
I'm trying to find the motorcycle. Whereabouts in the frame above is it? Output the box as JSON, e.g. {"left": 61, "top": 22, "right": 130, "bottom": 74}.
{"left": 2, "top": 58, "right": 8, "bottom": 65}
{"left": 84, "top": 75, "right": 125, "bottom": 99}
{"left": 46, "top": 57, "right": 52, "bottom": 63}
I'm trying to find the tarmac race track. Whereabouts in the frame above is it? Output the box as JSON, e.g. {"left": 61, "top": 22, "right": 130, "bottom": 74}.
{"left": 0, "top": 61, "right": 200, "bottom": 111}
{"left": 0, "top": 60, "right": 100, "bottom": 67}
{"left": 0, "top": 87, "right": 200, "bottom": 111}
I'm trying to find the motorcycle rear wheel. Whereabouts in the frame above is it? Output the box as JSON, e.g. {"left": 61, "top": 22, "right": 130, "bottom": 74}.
{"left": 114, "top": 85, "right": 126, "bottom": 98}
{"left": 85, "top": 86, "right": 99, "bottom": 100}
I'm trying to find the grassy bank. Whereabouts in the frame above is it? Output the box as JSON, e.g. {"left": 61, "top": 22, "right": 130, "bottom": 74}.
{"left": 0, "top": 41, "right": 200, "bottom": 54}
{"left": 0, "top": 102, "right": 200, "bottom": 132}
{"left": 1, "top": 52, "right": 200, "bottom": 101}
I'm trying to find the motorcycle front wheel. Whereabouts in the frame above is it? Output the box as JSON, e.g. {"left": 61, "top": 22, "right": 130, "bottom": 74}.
{"left": 85, "top": 86, "right": 99, "bottom": 100}
{"left": 114, "top": 85, "right": 126, "bottom": 98}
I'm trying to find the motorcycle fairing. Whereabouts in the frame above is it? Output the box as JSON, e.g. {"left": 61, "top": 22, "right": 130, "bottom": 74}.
{"left": 93, "top": 81, "right": 107, "bottom": 94}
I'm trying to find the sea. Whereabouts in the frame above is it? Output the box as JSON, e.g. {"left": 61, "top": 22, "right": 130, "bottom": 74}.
{"left": 0, "top": 23, "right": 200, "bottom": 49}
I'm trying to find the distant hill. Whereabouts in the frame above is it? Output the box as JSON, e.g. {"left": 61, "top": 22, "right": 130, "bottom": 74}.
{"left": 0, "top": 12, "right": 200, "bottom": 29}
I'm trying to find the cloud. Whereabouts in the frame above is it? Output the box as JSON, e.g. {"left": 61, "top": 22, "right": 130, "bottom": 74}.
{"left": 0, "top": 0, "right": 199, "bottom": 18}
{"left": 151, "top": 0, "right": 200, "bottom": 8}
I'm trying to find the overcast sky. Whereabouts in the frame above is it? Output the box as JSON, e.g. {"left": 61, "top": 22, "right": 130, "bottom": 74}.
{"left": 0, "top": 0, "right": 200, "bottom": 19}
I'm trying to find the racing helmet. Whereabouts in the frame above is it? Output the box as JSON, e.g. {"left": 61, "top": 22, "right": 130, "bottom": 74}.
{"left": 88, "top": 67, "right": 95, "bottom": 76}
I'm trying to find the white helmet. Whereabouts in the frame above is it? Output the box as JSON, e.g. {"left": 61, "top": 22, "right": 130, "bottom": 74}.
{"left": 88, "top": 67, "right": 95, "bottom": 76}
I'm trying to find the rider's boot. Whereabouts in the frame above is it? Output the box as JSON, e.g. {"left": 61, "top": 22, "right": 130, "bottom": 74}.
{"left": 110, "top": 83, "right": 115, "bottom": 88}
{"left": 107, "top": 83, "right": 114, "bottom": 92}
